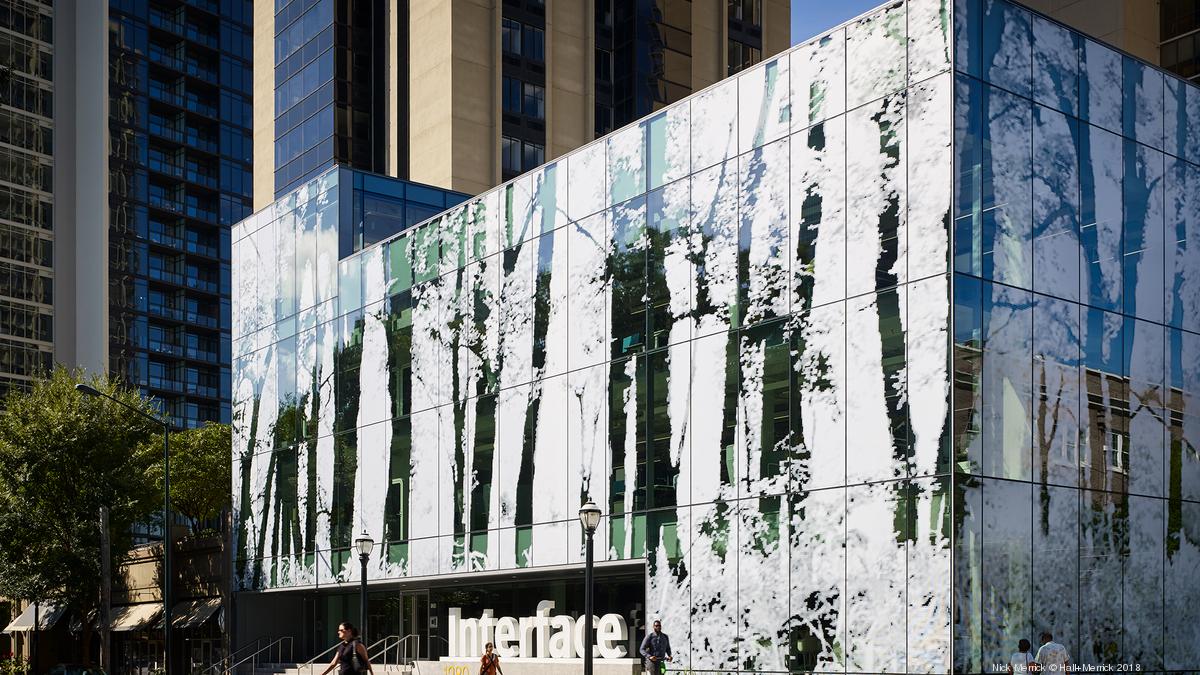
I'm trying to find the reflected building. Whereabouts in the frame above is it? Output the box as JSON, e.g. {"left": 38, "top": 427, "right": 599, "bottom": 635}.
{"left": 256, "top": 0, "right": 789, "bottom": 205}
{"left": 231, "top": 0, "right": 1200, "bottom": 671}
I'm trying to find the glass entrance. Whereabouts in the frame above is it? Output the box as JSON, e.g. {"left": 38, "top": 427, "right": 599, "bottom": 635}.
{"left": 365, "top": 591, "right": 402, "bottom": 648}
{"left": 399, "top": 591, "right": 430, "bottom": 661}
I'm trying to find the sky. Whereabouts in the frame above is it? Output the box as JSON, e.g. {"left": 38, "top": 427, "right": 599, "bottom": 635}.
{"left": 790, "top": 0, "right": 885, "bottom": 45}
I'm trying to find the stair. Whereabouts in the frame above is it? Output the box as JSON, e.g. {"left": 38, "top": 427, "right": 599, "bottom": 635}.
{"left": 250, "top": 664, "right": 413, "bottom": 675}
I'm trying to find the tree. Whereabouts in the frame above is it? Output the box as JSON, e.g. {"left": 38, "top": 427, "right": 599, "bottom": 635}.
{"left": 0, "top": 367, "right": 161, "bottom": 666}
{"left": 149, "top": 422, "right": 232, "bottom": 537}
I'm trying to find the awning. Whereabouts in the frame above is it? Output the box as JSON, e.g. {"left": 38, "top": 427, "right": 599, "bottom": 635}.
{"left": 169, "top": 598, "right": 221, "bottom": 630}
{"left": 109, "top": 603, "right": 162, "bottom": 632}
{"left": 2, "top": 602, "right": 66, "bottom": 633}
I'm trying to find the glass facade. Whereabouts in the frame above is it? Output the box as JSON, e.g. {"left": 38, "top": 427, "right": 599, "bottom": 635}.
{"left": 109, "top": 0, "right": 252, "bottom": 428}
{"left": 953, "top": 0, "right": 1200, "bottom": 670}
{"left": 233, "top": 0, "right": 1200, "bottom": 671}
{"left": 0, "top": 0, "right": 53, "bottom": 396}
{"left": 273, "top": 0, "right": 388, "bottom": 197}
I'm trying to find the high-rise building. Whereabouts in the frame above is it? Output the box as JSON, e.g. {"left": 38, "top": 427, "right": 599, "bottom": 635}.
{"left": 254, "top": 0, "right": 790, "bottom": 207}
{"left": 232, "top": 0, "right": 1200, "bottom": 670}
{"left": 50, "top": 0, "right": 254, "bottom": 428}
{"left": 0, "top": 1, "right": 54, "bottom": 397}
{"left": 1020, "top": 0, "right": 1200, "bottom": 84}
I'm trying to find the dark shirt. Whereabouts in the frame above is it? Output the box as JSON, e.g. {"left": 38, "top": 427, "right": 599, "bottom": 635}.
{"left": 639, "top": 630, "right": 672, "bottom": 666}
{"left": 336, "top": 639, "right": 363, "bottom": 674}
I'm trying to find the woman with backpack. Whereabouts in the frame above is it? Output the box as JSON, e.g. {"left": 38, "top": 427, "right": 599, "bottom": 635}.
{"left": 318, "top": 621, "right": 372, "bottom": 675}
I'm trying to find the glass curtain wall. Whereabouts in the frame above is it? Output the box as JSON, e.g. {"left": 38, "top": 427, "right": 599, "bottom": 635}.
{"left": 233, "top": 0, "right": 1200, "bottom": 672}
{"left": 953, "top": 0, "right": 1200, "bottom": 671}
{"left": 234, "top": 1, "right": 953, "bottom": 670}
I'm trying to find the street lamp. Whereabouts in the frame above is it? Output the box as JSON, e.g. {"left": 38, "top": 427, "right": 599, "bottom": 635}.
{"left": 578, "top": 501, "right": 601, "bottom": 675}
{"left": 354, "top": 531, "right": 374, "bottom": 642}
{"left": 76, "top": 383, "right": 173, "bottom": 672}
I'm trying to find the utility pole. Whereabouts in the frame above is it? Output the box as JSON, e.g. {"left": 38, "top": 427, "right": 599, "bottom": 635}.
{"left": 100, "top": 506, "right": 112, "bottom": 674}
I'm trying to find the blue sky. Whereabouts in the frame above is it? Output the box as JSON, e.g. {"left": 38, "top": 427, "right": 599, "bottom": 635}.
{"left": 790, "top": 0, "right": 884, "bottom": 45}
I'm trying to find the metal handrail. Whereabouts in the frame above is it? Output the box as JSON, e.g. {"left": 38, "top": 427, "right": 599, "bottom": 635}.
{"left": 364, "top": 635, "right": 402, "bottom": 666}
{"left": 297, "top": 640, "right": 346, "bottom": 675}
{"left": 224, "top": 635, "right": 292, "bottom": 675}
{"left": 394, "top": 634, "right": 420, "bottom": 665}
{"left": 200, "top": 636, "right": 268, "bottom": 675}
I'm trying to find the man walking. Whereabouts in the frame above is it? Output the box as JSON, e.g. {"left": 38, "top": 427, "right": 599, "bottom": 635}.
{"left": 1034, "top": 631, "right": 1071, "bottom": 673}
{"left": 639, "top": 620, "right": 673, "bottom": 674}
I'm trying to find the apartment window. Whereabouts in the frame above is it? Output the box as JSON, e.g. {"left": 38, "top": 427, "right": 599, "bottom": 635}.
{"left": 523, "top": 83, "right": 545, "bottom": 120}
{"left": 595, "top": 48, "right": 612, "bottom": 82}
{"left": 595, "top": 104, "right": 613, "bottom": 136}
{"left": 523, "top": 26, "right": 545, "bottom": 62}
{"left": 728, "top": 40, "right": 760, "bottom": 75}
{"left": 729, "top": 0, "right": 762, "bottom": 26}
{"left": 522, "top": 141, "right": 544, "bottom": 171}
{"left": 502, "top": 19, "right": 522, "bottom": 55}
{"left": 502, "top": 135, "right": 521, "bottom": 173}
{"left": 503, "top": 76, "right": 522, "bottom": 114}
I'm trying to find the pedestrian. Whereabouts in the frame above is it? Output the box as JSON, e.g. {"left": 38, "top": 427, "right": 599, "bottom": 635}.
{"left": 318, "top": 621, "right": 372, "bottom": 675}
{"left": 1034, "top": 631, "right": 1070, "bottom": 673}
{"left": 639, "top": 619, "right": 673, "bottom": 675}
{"left": 479, "top": 642, "right": 503, "bottom": 675}
{"left": 1008, "top": 638, "right": 1036, "bottom": 673}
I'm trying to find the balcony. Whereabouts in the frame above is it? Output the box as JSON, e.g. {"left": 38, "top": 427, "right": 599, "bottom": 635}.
{"left": 185, "top": 167, "right": 218, "bottom": 189}
{"left": 186, "top": 276, "right": 218, "bottom": 293}
{"left": 148, "top": 228, "right": 185, "bottom": 249}
{"left": 149, "top": 84, "right": 185, "bottom": 108}
{"left": 184, "top": 382, "right": 219, "bottom": 398}
{"left": 185, "top": 346, "right": 219, "bottom": 363}
{"left": 148, "top": 120, "right": 184, "bottom": 143}
{"left": 184, "top": 131, "right": 219, "bottom": 154}
{"left": 150, "top": 343, "right": 184, "bottom": 357}
{"left": 148, "top": 303, "right": 185, "bottom": 321}
{"left": 185, "top": 310, "right": 218, "bottom": 329}
{"left": 147, "top": 10, "right": 218, "bottom": 49}
{"left": 148, "top": 46, "right": 218, "bottom": 85}
{"left": 148, "top": 267, "right": 185, "bottom": 285}
{"left": 185, "top": 239, "right": 219, "bottom": 258}
{"left": 149, "top": 191, "right": 184, "bottom": 213}
{"left": 148, "top": 375, "right": 185, "bottom": 393}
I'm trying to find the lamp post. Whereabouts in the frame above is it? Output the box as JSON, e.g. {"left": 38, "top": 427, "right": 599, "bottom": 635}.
{"left": 76, "top": 383, "right": 172, "bottom": 672}
{"left": 577, "top": 501, "right": 601, "bottom": 675}
{"left": 354, "top": 532, "right": 374, "bottom": 642}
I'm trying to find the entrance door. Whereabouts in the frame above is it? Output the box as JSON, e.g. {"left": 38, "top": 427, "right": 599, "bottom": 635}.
{"left": 398, "top": 591, "right": 430, "bottom": 661}
{"left": 366, "top": 590, "right": 402, "bottom": 649}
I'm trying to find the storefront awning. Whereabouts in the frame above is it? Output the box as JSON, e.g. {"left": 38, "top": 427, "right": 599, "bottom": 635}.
{"left": 109, "top": 603, "right": 162, "bottom": 632}
{"left": 168, "top": 598, "right": 221, "bottom": 630}
{"left": 2, "top": 602, "right": 66, "bottom": 633}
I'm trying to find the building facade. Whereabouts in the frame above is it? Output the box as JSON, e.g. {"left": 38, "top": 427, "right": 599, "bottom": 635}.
{"left": 104, "top": 0, "right": 255, "bottom": 428}
{"left": 254, "top": 0, "right": 790, "bottom": 207}
{"left": 0, "top": 0, "right": 54, "bottom": 397}
{"left": 232, "top": 0, "right": 1200, "bottom": 671}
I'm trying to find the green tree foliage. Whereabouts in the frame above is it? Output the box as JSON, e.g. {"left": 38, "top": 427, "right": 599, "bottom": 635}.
{"left": 0, "top": 368, "right": 161, "bottom": 662}
{"left": 149, "top": 422, "right": 231, "bottom": 537}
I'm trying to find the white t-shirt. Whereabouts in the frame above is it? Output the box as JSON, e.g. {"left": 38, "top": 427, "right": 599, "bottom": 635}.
{"left": 1035, "top": 641, "right": 1070, "bottom": 672}
{"left": 1009, "top": 651, "right": 1035, "bottom": 673}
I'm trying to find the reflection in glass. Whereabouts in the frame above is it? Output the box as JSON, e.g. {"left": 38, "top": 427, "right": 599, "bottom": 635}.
{"left": 954, "top": 75, "right": 1033, "bottom": 287}
{"left": 981, "top": 0, "right": 1031, "bottom": 98}
{"left": 1032, "top": 14, "right": 1079, "bottom": 116}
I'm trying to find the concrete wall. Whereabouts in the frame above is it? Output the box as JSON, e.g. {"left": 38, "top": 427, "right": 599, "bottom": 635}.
{"left": 252, "top": 0, "right": 276, "bottom": 211}
{"left": 52, "top": 0, "right": 109, "bottom": 375}
{"left": 409, "top": 0, "right": 499, "bottom": 196}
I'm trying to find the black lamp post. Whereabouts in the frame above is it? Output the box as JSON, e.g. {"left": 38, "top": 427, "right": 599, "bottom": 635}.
{"left": 578, "top": 501, "right": 601, "bottom": 675}
{"left": 354, "top": 532, "right": 374, "bottom": 642}
{"left": 77, "top": 383, "right": 172, "bottom": 671}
